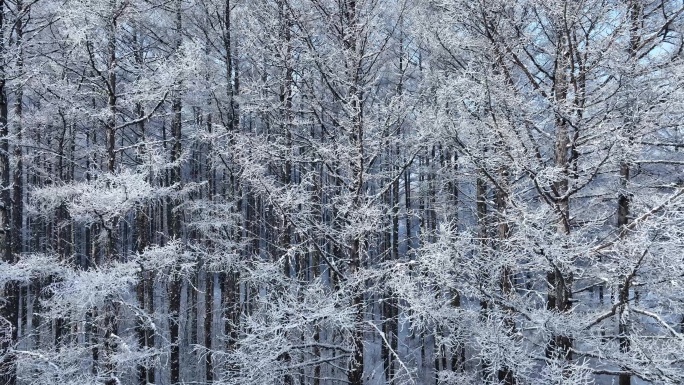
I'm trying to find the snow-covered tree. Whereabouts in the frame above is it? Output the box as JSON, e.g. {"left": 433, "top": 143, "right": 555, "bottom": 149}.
{"left": 0, "top": 0, "right": 683, "bottom": 384}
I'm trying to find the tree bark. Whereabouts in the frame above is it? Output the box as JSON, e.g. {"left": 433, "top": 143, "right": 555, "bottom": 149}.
{"left": 0, "top": 0, "right": 17, "bottom": 380}
{"left": 169, "top": 1, "right": 183, "bottom": 382}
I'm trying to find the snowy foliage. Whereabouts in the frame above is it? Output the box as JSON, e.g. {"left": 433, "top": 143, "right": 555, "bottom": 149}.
{"left": 0, "top": 0, "right": 683, "bottom": 385}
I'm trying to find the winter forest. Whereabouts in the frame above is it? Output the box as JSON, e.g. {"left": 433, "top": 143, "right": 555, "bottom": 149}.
{"left": 1, "top": 0, "right": 684, "bottom": 384}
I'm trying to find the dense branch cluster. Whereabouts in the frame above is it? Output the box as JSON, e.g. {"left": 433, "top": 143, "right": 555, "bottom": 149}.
{"left": 0, "top": 0, "right": 683, "bottom": 384}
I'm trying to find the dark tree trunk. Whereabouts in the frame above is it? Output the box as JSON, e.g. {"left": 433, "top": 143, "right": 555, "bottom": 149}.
{"left": 168, "top": 0, "right": 184, "bottom": 382}
{"left": 0, "top": 0, "right": 18, "bottom": 380}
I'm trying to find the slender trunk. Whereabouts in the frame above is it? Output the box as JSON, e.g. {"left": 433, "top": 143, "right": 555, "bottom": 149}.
{"left": 7, "top": 8, "right": 24, "bottom": 378}
{"left": 476, "top": 172, "right": 491, "bottom": 381}
{"left": 450, "top": 293, "right": 465, "bottom": 372}
{"left": 99, "top": 5, "right": 120, "bottom": 381}
{"left": 349, "top": 237, "right": 364, "bottom": 385}
{"left": 0, "top": 0, "right": 18, "bottom": 381}
{"left": 617, "top": 5, "right": 641, "bottom": 385}
{"left": 135, "top": 124, "right": 154, "bottom": 385}
{"left": 496, "top": 172, "right": 516, "bottom": 385}
{"left": 203, "top": 270, "right": 213, "bottom": 383}
{"left": 344, "top": 1, "right": 365, "bottom": 383}
{"left": 224, "top": 0, "right": 238, "bottom": 131}
{"left": 12, "top": 0, "right": 23, "bottom": 259}
{"left": 279, "top": 3, "right": 295, "bottom": 382}
{"left": 106, "top": 0, "right": 117, "bottom": 175}
{"left": 547, "top": 31, "right": 573, "bottom": 366}
{"left": 617, "top": 161, "right": 630, "bottom": 385}
{"left": 168, "top": 1, "right": 183, "bottom": 382}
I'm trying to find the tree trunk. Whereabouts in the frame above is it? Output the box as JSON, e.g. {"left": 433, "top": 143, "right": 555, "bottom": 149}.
{"left": 0, "top": 0, "right": 17, "bottom": 380}
{"left": 617, "top": 3, "right": 642, "bottom": 384}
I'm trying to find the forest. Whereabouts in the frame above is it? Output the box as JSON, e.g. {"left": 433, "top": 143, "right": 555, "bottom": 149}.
{"left": 0, "top": 0, "right": 684, "bottom": 384}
